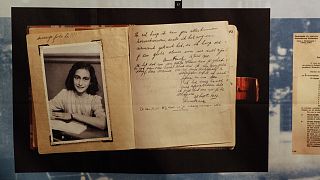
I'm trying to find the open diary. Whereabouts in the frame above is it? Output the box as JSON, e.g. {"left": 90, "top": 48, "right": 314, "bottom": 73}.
{"left": 26, "top": 21, "right": 238, "bottom": 154}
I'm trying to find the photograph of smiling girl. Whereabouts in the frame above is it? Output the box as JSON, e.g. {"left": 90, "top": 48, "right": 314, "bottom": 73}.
{"left": 40, "top": 41, "right": 112, "bottom": 145}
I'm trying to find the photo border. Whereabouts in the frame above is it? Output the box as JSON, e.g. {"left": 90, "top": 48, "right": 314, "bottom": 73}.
{"left": 39, "top": 41, "right": 112, "bottom": 145}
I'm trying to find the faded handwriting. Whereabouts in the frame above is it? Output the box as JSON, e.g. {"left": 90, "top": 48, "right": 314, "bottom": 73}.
{"left": 131, "top": 24, "right": 229, "bottom": 111}
{"left": 138, "top": 104, "right": 218, "bottom": 112}
{"left": 36, "top": 32, "right": 75, "bottom": 43}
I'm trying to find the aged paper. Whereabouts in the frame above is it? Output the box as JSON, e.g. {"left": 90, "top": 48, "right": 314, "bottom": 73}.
{"left": 27, "top": 28, "right": 135, "bottom": 153}
{"left": 129, "top": 22, "right": 236, "bottom": 148}
{"left": 293, "top": 33, "right": 320, "bottom": 154}
{"left": 180, "top": 25, "right": 237, "bottom": 149}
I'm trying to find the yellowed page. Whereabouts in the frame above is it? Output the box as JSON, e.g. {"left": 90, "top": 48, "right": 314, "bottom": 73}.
{"left": 27, "top": 28, "right": 135, "bottom": 153}
{"left": 181, "top": 25, "right": 237, "bottom": 149}
{"left": 228, "top": 25, "right": 237, "bottom": 148}
{"left": 129, "top": 22, "right": 235, "bottom": 148}
{"left": 27, "top": 26, "right": 121, "bottom": 149}
{"left": 293, "top": 33, "right": 320, "bottom": 154}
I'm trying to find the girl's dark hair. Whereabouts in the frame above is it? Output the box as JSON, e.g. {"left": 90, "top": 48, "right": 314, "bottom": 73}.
{"left": 65, "top": 62, "right": 99, "bottom": 95}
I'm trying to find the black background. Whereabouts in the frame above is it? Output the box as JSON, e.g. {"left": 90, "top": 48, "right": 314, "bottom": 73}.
{"left": 12, "top": 8, "right": 269, "bottom": 173}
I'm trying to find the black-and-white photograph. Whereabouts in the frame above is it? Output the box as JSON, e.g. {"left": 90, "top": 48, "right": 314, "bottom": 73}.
{"left": 40, "top": 42, "right": 112, "bottom": 145}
